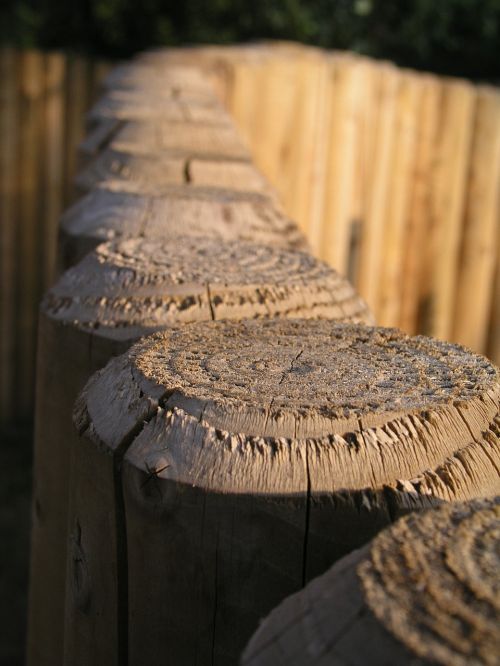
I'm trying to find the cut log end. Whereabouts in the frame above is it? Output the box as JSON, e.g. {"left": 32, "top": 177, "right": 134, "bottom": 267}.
{"left": 242, "top": 496, "right": 500, "bottom": 666}
{"left": 45, "top": 237, "right": 373, "bottom": 339}
{"left": 76, "top": 318, "right": 499, "bottom": 493}
{"left": 58, "top": 185, "right": 308, "bottom": 268}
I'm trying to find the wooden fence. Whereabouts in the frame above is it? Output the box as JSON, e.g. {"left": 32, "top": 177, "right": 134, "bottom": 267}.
{"left": 209, "top": 45, "right": 500, "bottom": 354}
{"left": 1, "top": 44, "right": 499, "bottom": 425}
{"left": 0, "top": 49, "right": 111, "bottom": 424}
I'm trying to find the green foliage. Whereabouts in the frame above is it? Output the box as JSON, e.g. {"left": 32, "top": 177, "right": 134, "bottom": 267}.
{"left": 1, "top": 0, "right": 499, "bottom": 79}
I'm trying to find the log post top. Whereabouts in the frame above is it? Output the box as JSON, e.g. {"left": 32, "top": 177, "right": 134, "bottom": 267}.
{"left": 80, "top": 117, "right": 251, "bottom": 161}
{"left": 75, "top": 148, "right": 274, "bottom": 197}
{"left": 359, "top": 496, "right": 500, "bottom": 665}
{"left": 74, "top": 319, "right": 498, "bottom": 494}
{"left": 60, "top": 185, "right": 307, "bottom": 251}
{"left": 243, "top": 496, "right": 500, "bottom": 665}
{"left": 45, "top": 237, "right": 373, "bottom": 337}
{"left": 87, "top": 90, "right": 231, "bottom": 125}
{"left": 101, "top": 62, "right": 217, "bottom": 99}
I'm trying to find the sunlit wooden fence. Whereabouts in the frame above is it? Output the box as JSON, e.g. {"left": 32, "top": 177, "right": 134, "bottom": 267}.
{"left": 206, "top": 45, "right": 500, "bottom": 353}
{"left": 1, "top": 44, "right": 499, "bottom": 425}
{"left": 0, "top": 48, "right": 111, "bottom": 423}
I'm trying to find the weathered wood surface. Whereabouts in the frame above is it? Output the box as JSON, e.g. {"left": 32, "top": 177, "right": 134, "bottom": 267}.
{"left": 88, "top": 89, "right": 230, "bottom": 124}
{"left": 242, "top": 496, "right": 500, "bottom": 666}
{"left": 84, "top": 94, "right": 233, "bottom": 159}
{"left": 70, "top": 320, "right": 498, "bottom": 664}
{"left": 59, "top": 185, "right": 307, "bottom": 268}
{"left": 75, "top": 148, "right": 275, "bottom": 198}
{"left": 29, "top": 238, "right": 369, "bottom": 666}
{"left": 101, "top": 62, "right": 217, "bottom": 100}
{"left": 80, "top": 118, "right": 250, "bottom": 161}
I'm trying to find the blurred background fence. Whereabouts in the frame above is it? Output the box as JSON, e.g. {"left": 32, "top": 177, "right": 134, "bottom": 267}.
{"left": 1, "top": 43, "right": 499, "bottom": 426}
{"left": 0, "top": 48, "right": 111, "bottom": 425}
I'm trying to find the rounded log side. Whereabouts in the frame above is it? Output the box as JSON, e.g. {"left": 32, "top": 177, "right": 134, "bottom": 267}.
{"left": 242, "top": 496, "right": 500, "bottom": 666}
{"left": 58, "top": 185, "right": 307, "bottom": 269}
{"left": 72, "top": 319, "right": 499, "bottom": 664}
{"left": 28, "top": 238, "right": 370, "bottom": 666}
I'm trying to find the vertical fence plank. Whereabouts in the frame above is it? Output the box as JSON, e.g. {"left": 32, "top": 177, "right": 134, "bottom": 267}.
{"left": 356, "top": 64, "right": 399, "bottom": 311}
{"left": 42, "top": 52, "right": 66, "bottom": 289}
{"left": 252, "top": 56, "right": 298, "bottom": 201}
{"left": 487, "top": 232, "right": 500, "bottom": 365}
{"left": 453, "top": 87, "right": 500, "bottom": 353}
{"left": 301, "top": 57, "right": 331, "bottom": 252}
{"left": 0, "top": 48, "right": 20, "bottom": 425}
{"left": 226, "top": 59, "right": 258, "bottom": 148}
{"left": 17, "top": 50, "right": 45, "bottom": 420}
{"left": 321, "top": 56, "right": 369, "bottom": 275}
{"left": 284, "top": 53, "right": 328, "bottom": 237}
{"left": 398, "top": 75, "right": 441, "bottom": 334}
{"left": 377, "top": 72, "right": 421, "bottom": 327}
{"left": 64, "top": 56, "right": 90, "bottom": 205}
{"left": 420, "top": 80, "right": 476, "bottom": 340}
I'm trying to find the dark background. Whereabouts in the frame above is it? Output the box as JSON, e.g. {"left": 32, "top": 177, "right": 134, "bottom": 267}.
{"left": 1, "top": 0, "right": 499, "bottom": 80}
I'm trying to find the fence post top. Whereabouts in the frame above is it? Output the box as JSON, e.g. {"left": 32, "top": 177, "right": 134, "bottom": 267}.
{"left": 74, "top": 319, "right": 499, "bottom": 493}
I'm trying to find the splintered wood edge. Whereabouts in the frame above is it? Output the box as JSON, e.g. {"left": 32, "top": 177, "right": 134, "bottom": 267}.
{"left": 45, "top": 236, "right": 373, "bottom": 338}
{"left": 242, "top": 497, "right": 500, "bottom": 666}
{"left": 73, "top": 319, "right": 499, "bottom": 496}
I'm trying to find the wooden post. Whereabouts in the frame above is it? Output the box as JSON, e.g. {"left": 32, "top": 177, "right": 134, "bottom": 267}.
{"left": 87, "top": 87, "right": 230, "bottom": 125}
{"left": 242, "top": 496, "right": 500, "bottom": 665}
{"left": 58, "top": 185, "right": 307, "bottom": 269}
{"left": 83, "top": 94, "right": 232, "bottom": 159}
{"left": 28, "top": 237, "right": 372, "bottom": 666}
{"left": 94, "top": 118, "right": 251, "bottom": 161}
{"left": 70, "top": 319, "right": 499, "bottom": 665}
{"left": 101, "top": 62, "right": 216, "bottom": 102}
{"left": 75, "top": 147, "right": 278, "bottom": 199}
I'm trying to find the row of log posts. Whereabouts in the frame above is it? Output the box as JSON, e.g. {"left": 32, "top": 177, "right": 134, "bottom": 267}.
{"left": 27, "top": 52, "right": 499, "bottom": 666}
{"left": 27, "top": 58, "right": 374, "bottom": 666}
